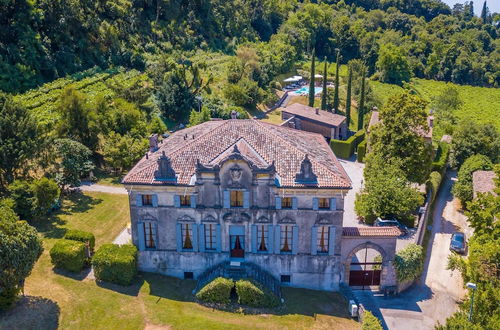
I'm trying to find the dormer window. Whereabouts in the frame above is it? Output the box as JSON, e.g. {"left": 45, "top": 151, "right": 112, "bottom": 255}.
{"left": 230, "top": 190, "right": 244, "bottom": 207}
{"left": 180, "top": 195, "right": 191, "bottom": 207}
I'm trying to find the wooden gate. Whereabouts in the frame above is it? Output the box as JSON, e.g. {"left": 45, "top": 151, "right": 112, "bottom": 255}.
{"left": 349, "top": 269, "right": 381, "bottom": 286}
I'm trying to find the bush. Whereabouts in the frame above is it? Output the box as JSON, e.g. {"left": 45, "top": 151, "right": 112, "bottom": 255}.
{"left": 49, "top": 239, "right": 87, "bottom": 273}
{"left": 432, "top": 142, "right": 449, "bottom": 173}
{"left": 196, "top": 277, "right": 233, "bottom": 304}
{"left": 331, "top": 130, "right": 365, "bottom": 159}
{"left": 362, "top": 311, "right": 383, "bottom": 330}
{"left": 235, "top": 279, "right": 279, "bottom": 308}
{"left": 427, "top": 171, "right": 442, "bottom": 203}
{"left": 64, "top": 229, "right": 95, "bottom": 252}
{"left": 394, "top": 244, "right": 424, "bottom": 283}
{"left": 357, "top": 140, "right": 367, "bottom": 163}
{"left": 452, "top": 154, "right": 493, "bottom": 206}
{"left": 92, "top": 244, "right": 137, "bottom": 286}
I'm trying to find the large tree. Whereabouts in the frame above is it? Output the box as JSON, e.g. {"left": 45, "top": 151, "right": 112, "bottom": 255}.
{"left": 355, "top": 154, "right": 423, "bottom": 226}
{"left": 368, "top": 92, "right": 433, "bottom": 183}
{"left": 452, "top": 154, "right": 493, "bottom": 206}
{"left": 449, "top": 123, "right": 500, "bottom": 168}
{"left": 0, "top": 93, "right": 40, "bottom": 188}
{"left": 376, "top": 43, "right": 411, "bottom": 86}
{"left": 53, "top": 139, "right": 95, "bottom": 190}
{"left": 0, "top": 206, "right": 43, "bottom": 309}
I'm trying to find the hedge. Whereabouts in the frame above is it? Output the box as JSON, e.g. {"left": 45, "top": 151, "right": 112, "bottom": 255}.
{"left": 196, "top": 277, "right": 233, "bottom": 304}
{"left": 49, "top": 239, "right": 87, "bottom": 272}
{"left": 92, "top": 244, "right": 137, "bottom": 286}
{"left": 357, "top": 140, "right": 367, "bottom": 163}
{"left": 330, "top": 130, "right": 365, "bottom": 159}
{"left": 432, "top": 142, "right": 449, "bottom": 173}
{"left": 64, "top": 229, "right": 95, "bottom": 252}
{"left": 393, "top": 244, "right": 424, "bottom": 283}
{"left": 426, "top": 171, "right": 442, "bottom": 203}
{"left": 235, "top": 279, "right": 279, "bottom": 308}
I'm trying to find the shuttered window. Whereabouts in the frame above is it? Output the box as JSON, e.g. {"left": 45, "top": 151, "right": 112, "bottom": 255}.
{"left": 257, "top": 225, "right": 269, "bottom": 252}
{"left": 280, "top": 225, "right": 293, "bottom": 253}
{"left": 318, "top": 198, "right": 330, "bottom": 209}
{"left": 180, "top": 195, "right": 191, "bottom": 207}
{"left": 143, "top": 222, "right": 156, "bottom": 249}
{"left": 181, "top": 223, "right": 193, "bottom": 250}
{"left": 142, "top": 195, "right": 153, "bottom": 206}
{"left": 204, "top": 223, "right": 216, "bottom": 251}
{"left": 316, "top": 226, "right": 330, "bottom": 254}
{"left": 230, "top": 190, "right": 244, "bottom": 207}
{"left": 281, "top": 197, "right": 292, "bottom": 209}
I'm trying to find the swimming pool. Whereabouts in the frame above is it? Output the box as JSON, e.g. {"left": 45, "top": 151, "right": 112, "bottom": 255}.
{"left": 290, "top": 86, "right": 323, "bottom": 96}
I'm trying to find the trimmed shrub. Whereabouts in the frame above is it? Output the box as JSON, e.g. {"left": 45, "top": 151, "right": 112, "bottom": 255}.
{"left": 432, "top": 142, "right": 449, "bottom": 173}
{"left": 196, "top": 277, "right": 233, "bottom": 304}
{"left": 92, "top": 244, "right": 137, "bottom": 286}
{"left": 235, "top": 279, "right": 279, "bottom": 308}
{"left": 64, "top": 229, "right": 95, "bottom": 252}
{"left": 357, "top": 140, "right": 367, "bottom": 163}
{"left": 49, "top": 239, "right": 87, "bottom": 272}
{"left": 426, "top": 171, "right": 442, "bottom": 203}
{"left": 331, "top": 130, "right": 365, "bottom": 159}
{"left": 362, "top": 311, "right": 383, "bottom": 330}
{"left": 394, "top": 244, "right": 424, "bottom": 283}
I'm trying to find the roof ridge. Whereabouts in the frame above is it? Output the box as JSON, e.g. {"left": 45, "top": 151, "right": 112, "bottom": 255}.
{"left": 256, "top": 121, "right": 350, "bottom": 187}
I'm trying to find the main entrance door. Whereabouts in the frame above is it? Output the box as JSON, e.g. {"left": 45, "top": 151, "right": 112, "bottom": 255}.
{"left": 349, "top": 268, "right": 381, "bottom": 286}
{"left": 348, "top": 245, "right": 382, "bottom": 288}
{"left": 229, "top": 225, "right": 245, "bottom": 258}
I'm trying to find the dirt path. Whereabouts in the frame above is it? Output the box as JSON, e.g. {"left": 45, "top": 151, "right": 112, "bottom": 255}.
{"left": 79, "top": 182, "right": 127, "bottom": 195}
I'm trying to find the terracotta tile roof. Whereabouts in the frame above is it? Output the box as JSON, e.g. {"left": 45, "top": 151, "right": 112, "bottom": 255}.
{"left": 123, "top": 119, "right": 352, "bottom": 189}
{"left": 473, "top": 170, "right": 497, "bottom": 197}
{"left": 368, "top": 111, "right": 433, "bottom": 139}
{"left": 282, "top": 103, "right": 346, "bottom": 127}
{"left": 342, "top": 227, "right": 401, "bottom": 237}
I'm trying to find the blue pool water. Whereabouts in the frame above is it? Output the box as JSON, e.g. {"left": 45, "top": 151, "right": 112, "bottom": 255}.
{"left": 290, "top": 86, "right": 323, "bottom": 96}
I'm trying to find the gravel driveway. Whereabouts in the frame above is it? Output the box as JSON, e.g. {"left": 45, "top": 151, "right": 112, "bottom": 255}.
{"left": 338, "top": 158, "right": 368, "bottom": 228}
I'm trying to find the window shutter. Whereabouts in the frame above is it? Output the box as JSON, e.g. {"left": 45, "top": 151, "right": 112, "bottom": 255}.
{"left": 190, "top": 195, "right": 197, "bottom": 208}
{"left": 243, "top": 191, "right": 250, "bottom": 208}
{"left": 328, "top": 226, "right": 336, "bottom": 256}
{"left": 312, "top": 197, "right": 319, "bottom": 210}
{"left": 251, "top": 225, "right": 257, "bottom": 253}
{"left": 136, "top": 194, "right": 143, "bottom": 207}
{"left": 215, "top": 224, "right": 222, "bottom": 252}
{"left": 137, "top": 222, "right": 145, "bottom": 251}
{"left": 199, "top": 224, "right": 205, "bottom": 252}
{"left": 267, "top": 225, "right": 274, "bottom": 254}
{"left": 174, "top": 195, "right": 181, "bottom": 208}
{"left": 223, "top": 191, "right": 230, "bottom": 208}
{"left": 310, "top": 225, "right": 317, "bottom": 255}
{"left": 292, "top": 197, "right": 298, "bottom": 210}
{"left": 152, "top": 195, "right": 158, "bottom": 207}
{"left": 192, "top": 224, "right": 199, "bottom": 252}
{"left": 275, "top": 196, "right": 282, "bottom": 210}
{"left": 292, "top": 226, "right": 299, "bottom": 255}
{"left": 274, "top": 226, "right": 281, "bottom": 253}
{"left": 330, "top": 198, "right": 337, "bottom": 211}
{"left": 176, "top": 223, "right": 182, "bottom": 252}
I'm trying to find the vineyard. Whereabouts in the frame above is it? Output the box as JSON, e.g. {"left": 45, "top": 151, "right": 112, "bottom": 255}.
{"left": 14, "top": 67, "right": 148, "bottom": 128}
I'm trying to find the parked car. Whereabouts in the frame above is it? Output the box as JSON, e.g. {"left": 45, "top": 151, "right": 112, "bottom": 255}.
{"left": 374, "top": 217, "right": 408, "bottom": 236}
{"left": 450, "top": 232, "right": 467, "bottom": 254}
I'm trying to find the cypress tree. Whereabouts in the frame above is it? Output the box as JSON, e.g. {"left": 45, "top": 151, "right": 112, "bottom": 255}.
{"left": 481, "top": 1, "right": 488, "bottom": 24}
{"left": 345, "top": 64, "right": 352, "bottom": 131}
{"left": 357, "top": 65, "right": 366, "bottom": 131}
{"left": 333, "top": 49, "right": 341, "bottom": 113}
{"left": 308, "top": 49, "right": 316, "bottom": 107}
{"left": 321, "top": 57, "right": 328, "bottom": 110}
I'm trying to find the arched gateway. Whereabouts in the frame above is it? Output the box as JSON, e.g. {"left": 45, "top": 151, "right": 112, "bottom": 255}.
{"left": 340, "top": 227, "right": 400, "bottom": 290}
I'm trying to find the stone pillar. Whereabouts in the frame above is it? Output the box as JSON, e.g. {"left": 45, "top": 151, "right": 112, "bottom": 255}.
{"left": 380, "top": 259, "right": 397, "bottom": 289}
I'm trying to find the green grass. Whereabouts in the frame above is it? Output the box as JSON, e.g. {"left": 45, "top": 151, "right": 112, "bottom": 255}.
{"left": 0, "top": 191, "right": 358, "bottom": 330}
{"left": 371, "top": 78, "right": 500, "bottom": 130}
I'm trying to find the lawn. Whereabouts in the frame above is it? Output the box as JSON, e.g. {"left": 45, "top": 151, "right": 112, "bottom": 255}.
{"left": 0, "top": 191, "right": 359, "bottom": 330}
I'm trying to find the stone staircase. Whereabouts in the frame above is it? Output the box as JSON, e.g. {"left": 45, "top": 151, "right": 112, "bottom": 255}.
{"left": 194, "top": 260, "right": 282, "bottom": 301}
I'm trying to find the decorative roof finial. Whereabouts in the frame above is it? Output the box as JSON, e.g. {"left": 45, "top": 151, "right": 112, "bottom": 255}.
{"left": 295, "top": 154, "right": 318, "bottom": 185}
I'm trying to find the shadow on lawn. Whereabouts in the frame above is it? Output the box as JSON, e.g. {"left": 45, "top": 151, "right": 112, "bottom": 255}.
{"left": 32, "top": 191, "right": 103, "bottom": 239}
{"left": 95, "top": 276, "right": 145, "bottom": 297}
{"left": 0, "top": 296, "right": 60, "bottom": 330}
{"left": 141, "top": 272, "right": 352, "bottom": 319}
{"left": 53, "top": 267, "right": 92, "bottom": 281}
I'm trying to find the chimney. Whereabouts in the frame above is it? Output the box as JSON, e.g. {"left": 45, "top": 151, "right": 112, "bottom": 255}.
{"left": 149, "top": 134, "right": 159, "bottom": 152}
{"left": 315, "top": 107, "right": 319, "bottom": 115}
{"left": 145, "top": 152, "right": 149, "bottom": 159}
{"left": 429, "top": 116, "right": 434, "bottom": 128}
{"left": 231, "top": 110, "right": 237, "bottom": 119}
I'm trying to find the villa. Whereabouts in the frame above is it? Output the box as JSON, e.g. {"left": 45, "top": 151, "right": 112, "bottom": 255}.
{"left": 123, "top": 119, "right": 398, "bottom": 291}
